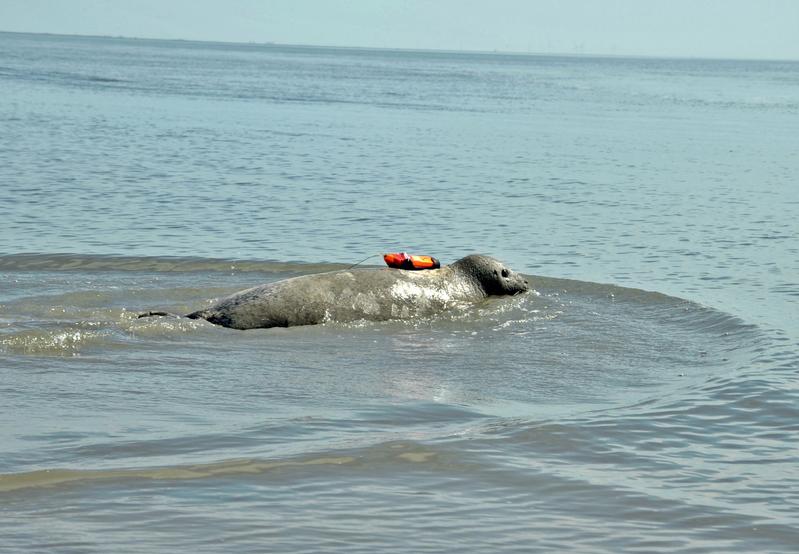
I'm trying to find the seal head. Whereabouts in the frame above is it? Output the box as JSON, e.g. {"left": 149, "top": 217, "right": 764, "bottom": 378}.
{"left": 451, "top": 254, "right": 529, "bottom": 296}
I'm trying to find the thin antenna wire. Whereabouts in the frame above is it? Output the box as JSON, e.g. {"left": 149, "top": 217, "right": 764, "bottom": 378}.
{"left": 346, "top": 253, "right": 382, "bottom": 270}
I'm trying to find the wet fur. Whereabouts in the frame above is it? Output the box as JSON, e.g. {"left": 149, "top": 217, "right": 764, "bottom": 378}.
{"left": 140, "top": 254, "right": 529, "bottom": 330}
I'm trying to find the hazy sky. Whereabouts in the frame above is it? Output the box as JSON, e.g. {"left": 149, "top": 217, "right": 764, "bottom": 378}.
{"left": 1, "top": 0, "right": 797, "bottom": 60}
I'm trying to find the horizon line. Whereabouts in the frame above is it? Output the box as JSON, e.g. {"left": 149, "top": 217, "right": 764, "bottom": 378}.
{"left": 1, "top": 29, "right": 798, "bottom": 64}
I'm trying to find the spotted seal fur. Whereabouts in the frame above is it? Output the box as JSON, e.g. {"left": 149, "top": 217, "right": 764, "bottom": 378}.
{"left": 139, "top": 254, "right": 529, "bottom": 330}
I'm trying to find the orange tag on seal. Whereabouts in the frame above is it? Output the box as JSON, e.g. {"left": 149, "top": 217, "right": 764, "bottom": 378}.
{"left": 383, "top": 252, "right": 440, "bottom": 270}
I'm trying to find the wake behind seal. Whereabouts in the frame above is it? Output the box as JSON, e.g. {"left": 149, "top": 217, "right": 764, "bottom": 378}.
{"left": 139, "top": 254, "right": 529, "bottom": 330}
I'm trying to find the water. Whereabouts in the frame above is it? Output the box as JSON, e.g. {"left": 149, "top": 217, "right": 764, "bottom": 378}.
{"left": 1, "top": 32, "right": 798, "bottom": 552}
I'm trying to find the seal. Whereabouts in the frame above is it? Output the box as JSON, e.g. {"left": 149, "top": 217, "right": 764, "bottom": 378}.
{"left": 139, "top": 254, "right": 529, "bottom": 330}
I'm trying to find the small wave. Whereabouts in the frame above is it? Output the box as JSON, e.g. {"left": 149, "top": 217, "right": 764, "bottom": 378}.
{"left": 0, "top": 437, "right": 466, "bottom": 494}
{"left": 0, "top": 326, "right": 115, "bottom": 356}
{"left": 0, "top": 311, "right": 208, "bottom": 356}
{"left": 0, "top": 455, "right": 357, "bottom": 493}
{"left": 85, "top": 75, "right": 126, "bottom": 83}
{"left": 0, "top": 252, "right": 347, "bottom": 274}
{"left": 771, "top": 282, "right": 799, "bottom": 297}
{"left": 1, "top": 65, "right": 130, "bottom": 85}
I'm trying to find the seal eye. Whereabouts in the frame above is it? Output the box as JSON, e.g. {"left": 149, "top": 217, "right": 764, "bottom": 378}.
{"left": 501, "top": 268, "right": 509, "bottom": 278}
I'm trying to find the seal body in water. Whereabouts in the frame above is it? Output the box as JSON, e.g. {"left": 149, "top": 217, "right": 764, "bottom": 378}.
{"left": 141, "top": 254, "right": 529, "bottom": 330}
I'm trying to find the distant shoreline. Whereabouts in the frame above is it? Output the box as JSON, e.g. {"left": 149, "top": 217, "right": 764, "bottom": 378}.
{"left": 1, "top": 29, "right": 797, "bottom": 64}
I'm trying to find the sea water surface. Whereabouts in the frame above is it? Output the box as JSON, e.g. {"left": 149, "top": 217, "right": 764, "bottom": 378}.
{"left": 1, "top": 32, "right": 798, "bottom": 552}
